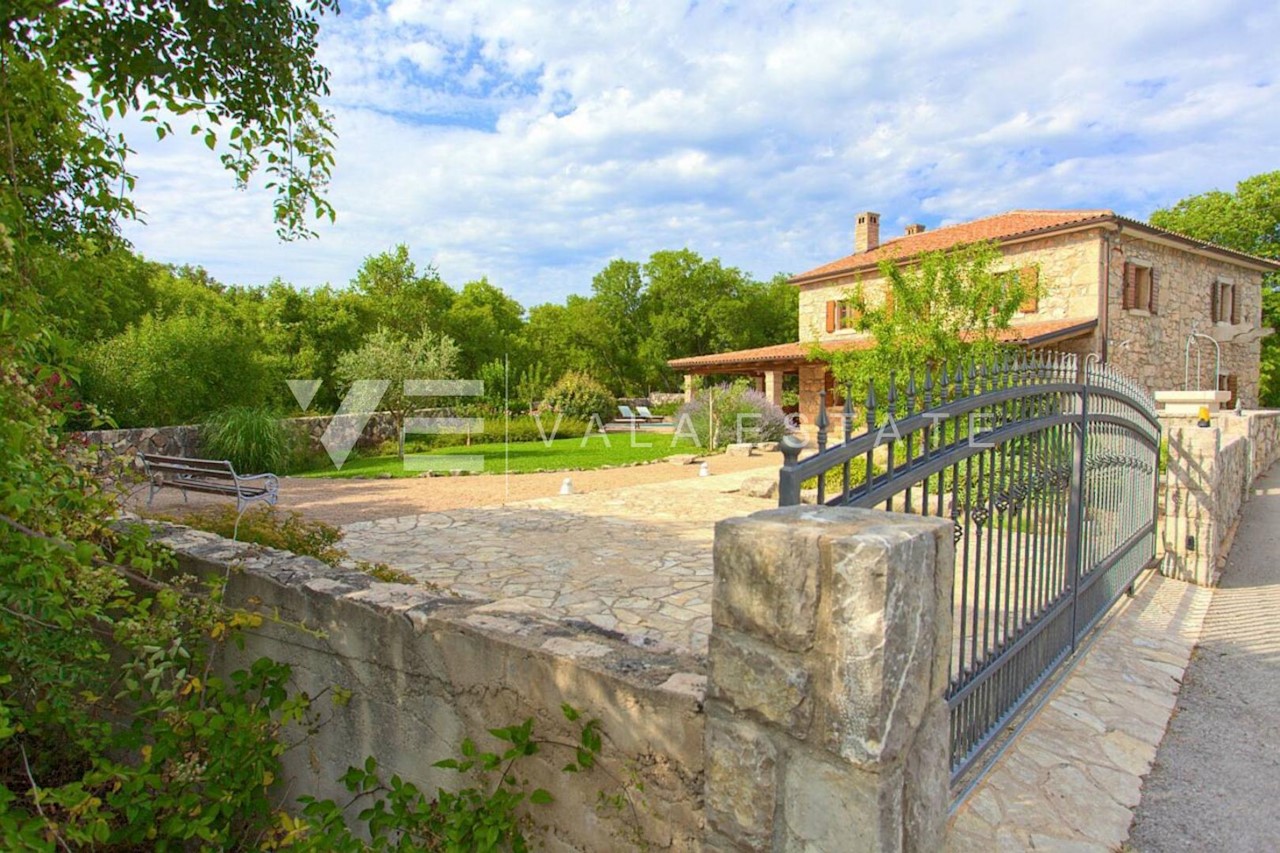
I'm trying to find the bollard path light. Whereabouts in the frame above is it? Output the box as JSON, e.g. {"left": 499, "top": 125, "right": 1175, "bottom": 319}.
{"left": 698, "top": 462, "right": 710, "bottom": 477}
{"left": 560, "top": 477, "right": 574, "bottom": 495}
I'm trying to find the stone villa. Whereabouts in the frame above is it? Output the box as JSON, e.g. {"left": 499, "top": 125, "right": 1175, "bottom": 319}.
{"left": 670, "top": 210, "right": 1279, "bottom": 429}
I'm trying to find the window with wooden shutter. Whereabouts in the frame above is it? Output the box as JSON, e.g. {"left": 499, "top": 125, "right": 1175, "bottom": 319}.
{"left": 1018, "top": 265, "right": 1039, "bottom": 313}
{"left": 835, "top": 301, "right": 862, "bottom": 329}
{"left": 1212, "top": 281, "right": 1237, "bottom": 324}
{"left": 825, "top": 300, "right": 836, "bottom": 333}
{"left": 1123, "top": 263, "right": 1153, "bottom": 312}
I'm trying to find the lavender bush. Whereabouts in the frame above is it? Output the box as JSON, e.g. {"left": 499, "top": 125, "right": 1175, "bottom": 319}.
{"left": 675, "top": 382, "right": 787, "bottom": 450}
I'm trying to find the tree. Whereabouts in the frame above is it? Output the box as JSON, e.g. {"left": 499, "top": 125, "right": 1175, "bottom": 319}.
{"left": 351, "top": 245, "right": 455, "bottom": 339}
{"left": 1, "top": 0, "right": 337, "bottom": 248}
{"left": 335, "top": 328, "right": 460, "bottom": 458}
{"left": 823, "top": 241, "right": 1035, "bottom": 407}
{"left": 0, "top": 3, "right": 342, "bottom": 842}
{"left": 1151, "top": 172, "right": 1280, "bottom": 405}
{"left": 1150, "top": 172, "right": 1280, "bottom": 261}
{"left": 444, "top": 277, "right": 527, "bottom": 377}
{"left": 81, "top": 312, "right": 271, "bottom": 427}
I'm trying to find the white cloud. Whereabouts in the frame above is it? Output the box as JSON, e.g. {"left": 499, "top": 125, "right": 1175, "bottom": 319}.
{"left": 119, "top": 0, "right": 1280, "bottom": 305}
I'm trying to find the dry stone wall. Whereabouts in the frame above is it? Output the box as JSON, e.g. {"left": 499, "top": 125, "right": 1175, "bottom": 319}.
{"left": 79, "top": 411, "right": 403, "bottom": 471}
{"left": 1161, "top": 410, "right": 1280, "bottom": 586}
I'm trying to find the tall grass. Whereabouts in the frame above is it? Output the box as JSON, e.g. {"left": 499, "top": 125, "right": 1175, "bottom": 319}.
{"left": 202, "top": 406, "right": 291, "bottom": 474}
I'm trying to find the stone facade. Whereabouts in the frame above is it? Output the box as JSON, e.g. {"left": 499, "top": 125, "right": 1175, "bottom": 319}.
{"left": 794, "top": 225, "right": 1270, "bottom": 413}
{"left": 1160, "top": 410, "right": 1280, "bottom": 586}
{"left": 1106, "top": 232, "right": 1266, "bottom": 407}
{"left": 705, "top": 506, "right": 954, "bottom": 851}
{"left": 795, "top": 230, "right": 1102, "bottom": 345}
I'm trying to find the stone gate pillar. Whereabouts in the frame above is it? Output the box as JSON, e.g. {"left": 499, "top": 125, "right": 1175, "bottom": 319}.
{"left": 704, "top": 506, "right": 953, "bottom": 852}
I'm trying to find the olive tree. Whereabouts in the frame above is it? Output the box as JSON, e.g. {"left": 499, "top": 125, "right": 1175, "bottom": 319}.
{"left": 336, "top": 328, "right": 461, "bottom": 458}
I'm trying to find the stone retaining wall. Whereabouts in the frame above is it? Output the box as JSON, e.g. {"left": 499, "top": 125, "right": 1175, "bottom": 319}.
{"left": 150, "top": 524, "right": 706, "bottom": 851}
{"left": 1160, "top": 410, "right": 1280, "bottom": 586}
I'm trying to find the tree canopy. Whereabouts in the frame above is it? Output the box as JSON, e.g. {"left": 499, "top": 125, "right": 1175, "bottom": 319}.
{"left": 823, "top": 241, "right": 1036, "bottom": 404}
{"left": 1, "top": 0, "right": 338, "bottom": 248}
{"left": 1150, "top": 171, "right": 1280, "bottom": 405}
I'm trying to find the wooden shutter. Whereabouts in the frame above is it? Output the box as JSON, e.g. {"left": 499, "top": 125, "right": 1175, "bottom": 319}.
{"left": 1122, "top": 263, "right": 1136, "bottom": 309}
{"left": 1148, "top": 268, "right": 1158, "bottom": 314}
{"left": 1231, "top": 285, "right": 1240, "bottom": 324}
{"left": 1211, "top": 281, "right": 1220, "bottom": 323}
{"left": 1018, "top": 265, "right": 1039, "bottom": 312}
{"left": 825, "top": 300, "right": 837, "bottom": 333}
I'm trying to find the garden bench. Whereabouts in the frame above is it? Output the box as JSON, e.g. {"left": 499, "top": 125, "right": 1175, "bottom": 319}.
{"left": 139, "top": 453, "right": 279, "bottom": 538}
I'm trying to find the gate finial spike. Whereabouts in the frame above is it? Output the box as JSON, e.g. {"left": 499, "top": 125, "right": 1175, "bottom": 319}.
{"left": 955, "top": 363, "right": 965, "bottom": 398}
{"left": 906, "top": 372, "right": 917, "bottom": 416}
{"left": 866, "top": 381, "right": 877, "bottom": 429}
{"left": 843, "top": 383, "right": 854, "bottom": 442}
{"left": 923, "top": 366, "right": 934, "bottom": 408}
{"left": 816, "top": 390, "right": 829, "bottom": 452}
{"left": 978, "top": 360, "right": 989, "bottom": 393}
{"left": 887, "top": 371, "right": 898, "bottom": 416}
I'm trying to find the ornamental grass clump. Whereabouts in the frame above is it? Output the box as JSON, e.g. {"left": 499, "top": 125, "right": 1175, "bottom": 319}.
{"left": 202, "top": 405, "right": 291, "bottom": 474}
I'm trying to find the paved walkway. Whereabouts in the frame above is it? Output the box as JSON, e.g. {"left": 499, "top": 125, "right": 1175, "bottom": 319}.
{"left": 1127, "top": 464, "right": 1280, "bottom": 851}
{"left": 948, "top": 572, "right": 1212, "bottom": 851}
{"left": 340, "top": 468, "right": 776, "bottom": 657}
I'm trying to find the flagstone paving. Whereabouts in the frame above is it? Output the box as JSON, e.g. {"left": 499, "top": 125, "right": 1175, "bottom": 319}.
{"left": 339, "top": 468, "right": 777, "bottom": 657}
{"left": 948, "top": 572, "right": 1212, "bottom": 851}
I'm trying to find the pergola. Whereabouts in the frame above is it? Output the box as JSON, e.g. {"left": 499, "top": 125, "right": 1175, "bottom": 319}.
{"left": 668, "top": 317, "right": 1099, "bottom": 429}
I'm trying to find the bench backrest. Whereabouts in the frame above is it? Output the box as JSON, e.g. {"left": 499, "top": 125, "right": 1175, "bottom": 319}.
{"left": 141, "top": 454, "right": 238, "bottom": 480}
{"left": 618, "top": 405, "right": 636, "bottom": 418}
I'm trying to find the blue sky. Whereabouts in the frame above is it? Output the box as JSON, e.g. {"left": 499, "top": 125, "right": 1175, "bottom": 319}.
{"left": 118, "top": 0, "right": 1280, "bottom": 306}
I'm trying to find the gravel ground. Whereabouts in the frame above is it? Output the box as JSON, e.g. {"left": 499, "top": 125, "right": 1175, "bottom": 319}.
{"left": 128, "top": 450, "right": 784, "bottom": 526}
{"left": 1127, "top": 463, "right": 1280, "bottom": 852}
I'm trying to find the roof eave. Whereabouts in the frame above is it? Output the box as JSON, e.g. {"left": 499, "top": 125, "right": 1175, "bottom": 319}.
{"left": 1108, "top": 216, "right": 1280, "bottom": 272}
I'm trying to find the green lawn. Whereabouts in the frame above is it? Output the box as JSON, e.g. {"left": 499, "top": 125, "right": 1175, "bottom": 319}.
{"left": 296, "top": 435, "right": 704, "bottom": 479}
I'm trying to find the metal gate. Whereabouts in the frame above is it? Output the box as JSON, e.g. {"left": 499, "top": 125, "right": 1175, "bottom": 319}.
{"left": 777, "top": 353, "right": 1161, "bottom": 790}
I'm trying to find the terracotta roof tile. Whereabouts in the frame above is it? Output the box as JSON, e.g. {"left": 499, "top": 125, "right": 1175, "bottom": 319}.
{"left": 791, "top": 210, "right": 1114, "bottom": 284}
{"left": 668, "top": 317, "right": 1097, "bottom": 372}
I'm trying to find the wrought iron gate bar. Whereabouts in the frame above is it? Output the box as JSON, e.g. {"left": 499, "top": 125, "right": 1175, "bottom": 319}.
{"left": 777, "top": 353, "right": 1161, "bottom": 791}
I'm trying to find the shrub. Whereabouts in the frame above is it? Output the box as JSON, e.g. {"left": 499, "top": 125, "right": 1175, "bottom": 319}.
{"left": 79, "top": 312, "right": 272, "bottom": 427}
{"left": 202, "top": 405, "right": 291, "bottom": 474}
{"left": 676, "top": 382, "right": 787, "bottom": 450}
{"left": 543, "top": 371, "right": 615, "bottom": 423}
{"left": 154, "top": 505, "right": 417, "bottom": 584}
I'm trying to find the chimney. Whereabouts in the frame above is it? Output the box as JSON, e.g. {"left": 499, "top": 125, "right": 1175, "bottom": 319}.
{"left": 905, "top": 223, "right": 926, "bottom": 236}
{"left": 855, "top": 211, "right": 880, "bottom": 253}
